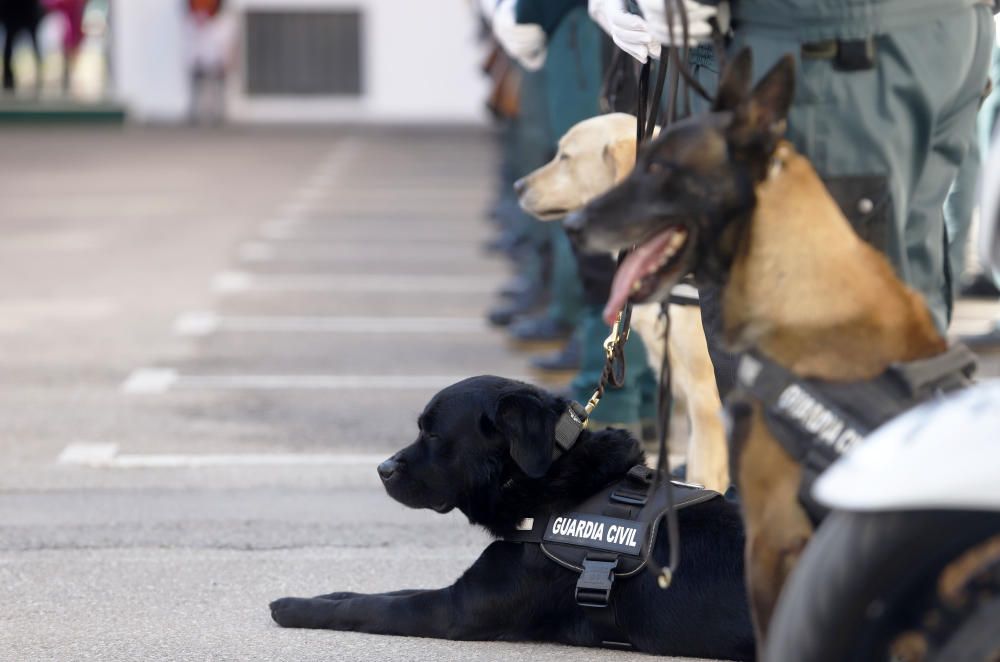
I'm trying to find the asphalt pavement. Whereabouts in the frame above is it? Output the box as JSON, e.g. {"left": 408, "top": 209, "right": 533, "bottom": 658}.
{"left": 2, "top": 126, "right": 998, "bottom": 662}
{"left": 0, "top": 126, "right": 713, "bottom": 662}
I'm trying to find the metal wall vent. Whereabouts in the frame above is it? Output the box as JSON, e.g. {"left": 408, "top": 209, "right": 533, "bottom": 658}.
{"left": 245, "top": 10, "right": 362, "bottom": 96}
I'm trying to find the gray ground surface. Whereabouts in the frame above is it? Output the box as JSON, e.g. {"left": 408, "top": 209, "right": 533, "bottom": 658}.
{"left": 0, "top": 126, "right": 715, "bottom": 662}
{"left": 2, "top": 126, "right": 997, "bottom": 662}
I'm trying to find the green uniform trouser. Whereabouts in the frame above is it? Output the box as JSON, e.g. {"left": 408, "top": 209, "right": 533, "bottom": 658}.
{"left": 505, "top": 64, "right": 554, "bottom": 292}
{"left": 547, "top": 8, "right": 657, "bottom": 423}
{"left": 538, "top": 8, "right": 593, "bottom": 326}
{"left": 980, "top": 44, "right": 1000, "bottom": 288}
{"left": 945, "top": 133, "right": 981, "bottom": 285}
{"left": 691, "top": 5, "right": 994, "bottom": 396}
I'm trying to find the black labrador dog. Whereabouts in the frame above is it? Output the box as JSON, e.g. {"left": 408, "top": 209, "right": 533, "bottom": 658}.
{"left": 270, "top": 376, "right": 755, "bottom": 660}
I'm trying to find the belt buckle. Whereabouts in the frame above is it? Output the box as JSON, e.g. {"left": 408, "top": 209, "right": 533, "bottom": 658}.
{"left": 834, "top": 37, "right": 876, "bottom": 71}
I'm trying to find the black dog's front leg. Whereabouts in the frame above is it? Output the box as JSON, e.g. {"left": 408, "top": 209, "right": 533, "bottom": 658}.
{"left": 271, "top": 542, "right": 548, "bottom": 641}
{"left": 312, "top": 589, "right": 427, "bottom": 601}
{"left": 270, "top": 589, "right": 458, "bottom": 636}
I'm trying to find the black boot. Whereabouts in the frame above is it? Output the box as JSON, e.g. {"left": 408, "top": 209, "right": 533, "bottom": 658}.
{"left": 487, "top": 287, "right": 547, "bottom": 327}
{"left": 530, "top": 336, "right": 580, "bottom": 375}
{"left": 508, "top": 314, "right": 575, "bottom": 345}
{"left": 959, "top": 273, "right": 1000, "bottom": 299}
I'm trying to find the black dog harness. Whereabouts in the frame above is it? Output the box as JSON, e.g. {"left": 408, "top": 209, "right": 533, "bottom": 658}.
{"left": 504, "top": 464, "right": 721, "bottom": 648}
{"left": 727, "top": 344, "right": 977, "bottom": 523}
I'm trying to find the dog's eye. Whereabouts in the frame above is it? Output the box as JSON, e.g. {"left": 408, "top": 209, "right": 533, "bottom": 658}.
{"left": 559, "top": 153, "right": 570, "bottom": 162}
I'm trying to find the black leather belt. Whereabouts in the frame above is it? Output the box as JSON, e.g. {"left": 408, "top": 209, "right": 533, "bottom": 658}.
{"left": 802, "top": 37, "right": 876, "bottom": 71}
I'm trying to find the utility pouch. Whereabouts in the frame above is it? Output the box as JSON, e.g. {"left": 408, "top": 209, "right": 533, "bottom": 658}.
{"left": 822, "top": 175, "right": 893, "bottom": 255}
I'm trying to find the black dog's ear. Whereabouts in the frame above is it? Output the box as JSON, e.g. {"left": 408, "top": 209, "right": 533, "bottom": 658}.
{"left": 746, "top": 54, "right": 795, "bottom": 139}
{"left": 726, "top": 54, "right": 796, "bottom": 176}
{"left": 494, "top": 390, "right": 556, "bottom": 479}
{"left": 713, "top": 48, "right": 753, "bottom": 112}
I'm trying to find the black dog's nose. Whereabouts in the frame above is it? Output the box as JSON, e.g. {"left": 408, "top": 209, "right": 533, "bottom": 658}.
{"left": 377, "top": 459, "right": 399, "bottom": 481}
{"left": 563, "top": 209, "right": 585, "bottom": 233}
{"left": 563, "top": 210, "right": 587, "bottom": 246}
{"left": 513, "top": 177, "right": 527, "bottom": 196}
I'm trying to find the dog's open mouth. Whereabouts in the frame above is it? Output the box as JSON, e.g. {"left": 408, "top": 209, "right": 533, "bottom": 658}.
{"left": 604, "top": 226, "right": 690, "bottom": 324}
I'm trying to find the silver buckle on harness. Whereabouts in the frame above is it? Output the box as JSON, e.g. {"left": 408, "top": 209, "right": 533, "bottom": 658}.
{"left": 575, "top": 557, "right": 618, "bottom": 608}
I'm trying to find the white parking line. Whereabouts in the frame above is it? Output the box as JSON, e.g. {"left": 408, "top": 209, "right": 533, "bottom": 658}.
{"left": 236, "top": 240, "right": 486, "bottom": 264}
{"left": 121, "top": 368, "right": 178, "bottom": 394}
{"left": 237, "top": 242, "right": 277, "bottom": 262}
{"left": 211, "top": 271, "right": 496, "bottom": 294}
{"left": 172, "top": 312, "right": 489, "bottom": 337}
{"left": 237, "top": 241, "right": 488, "bottom": 263}
{"left": 57, "top": 443, "right": 386, "bottom": 469}
{"left": 258, "top": 220, "right": 480, "bottom": 241}
{"left": 0, "top": 231, "right": 104, "bottom": 252}
{"left": 121, "top": 370, "right": 527, "bottom": 394}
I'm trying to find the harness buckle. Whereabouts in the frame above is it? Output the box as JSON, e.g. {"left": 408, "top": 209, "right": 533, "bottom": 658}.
{"left": 575, "top": 557, "right": 619, "bottom": 608}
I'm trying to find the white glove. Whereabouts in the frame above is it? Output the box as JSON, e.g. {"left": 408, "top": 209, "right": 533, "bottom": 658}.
{"left": 492, "top": 0, "right": 547, "bottom": 71}
{"left": 589, "top": 0, "right": 661, "bottom": 63}
{"left": 636, "top": 0, "right": 718, "bottom": 47}
{"left": 479, "top": 0, "right": 500, "bottom": 21}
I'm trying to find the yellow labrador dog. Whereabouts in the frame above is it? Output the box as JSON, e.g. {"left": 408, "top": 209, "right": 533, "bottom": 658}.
{"left": 515, "top": 113, "right": 728, "bottom": 493}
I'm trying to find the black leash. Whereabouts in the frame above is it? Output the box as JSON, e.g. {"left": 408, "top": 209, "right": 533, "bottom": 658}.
{"left": 584, "top": 54, "right": 666, "bottom": 416}
{"left": 588, "top": 0, "right": 724, "bottom": 588}
{"left": 644, "top": 0, "right": 725, "bottom": 591}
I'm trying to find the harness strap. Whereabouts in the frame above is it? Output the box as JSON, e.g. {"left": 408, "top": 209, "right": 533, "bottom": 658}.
{"left": 667, "top": 281, "right": 700, "bottom": 306}
{"left": 885, "top": 343, "right": 977, "bottom": 398}
{"left": 732, "top": 344, "right": 977, "bottom": 523}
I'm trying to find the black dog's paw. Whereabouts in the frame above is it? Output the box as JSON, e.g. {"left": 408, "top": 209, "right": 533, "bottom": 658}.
{"left": 270, "top": 597, "right": 331, "bottom": 629}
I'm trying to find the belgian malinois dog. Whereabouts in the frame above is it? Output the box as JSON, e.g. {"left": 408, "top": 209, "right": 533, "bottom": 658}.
{"left": 563, "top": 49, "right": 946, "bottom": 649}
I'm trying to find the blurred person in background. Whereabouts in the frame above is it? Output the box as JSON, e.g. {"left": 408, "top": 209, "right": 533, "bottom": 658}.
{"left": 485, "top": 0, "right": 659, "bottom": 437}
{"left": 42, "top": 0, "right": 86, "bottom": 92}
{"left": 958, "top": 30, "right": 1000, "bottom": 349}
{"left": 955, "top": 32, "right": 1000, "bottom": 301}
{"left": 187, "top": 0, "right": 236, "bottom": 123}
{"left": 1, "top": 0, "right": 43, "bottom": 92}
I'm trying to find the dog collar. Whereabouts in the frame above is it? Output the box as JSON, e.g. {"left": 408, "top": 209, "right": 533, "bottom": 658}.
{"left": 553, "top": 401, "right": 588, "bottom": 458}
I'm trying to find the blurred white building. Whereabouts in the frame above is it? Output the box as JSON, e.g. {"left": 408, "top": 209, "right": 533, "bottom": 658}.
{"left": 111, "top": 0, "right": 487, "bottom": 124}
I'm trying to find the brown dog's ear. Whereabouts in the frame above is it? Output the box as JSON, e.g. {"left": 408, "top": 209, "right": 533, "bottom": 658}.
{"left": 603, "top": 134, "right": 637, "bottom": 183}
{"left": 713, "top": 48, "right": 753, "bottom": 112}
{"left": 494, "top": 390, "right": 556, "bottom": 478}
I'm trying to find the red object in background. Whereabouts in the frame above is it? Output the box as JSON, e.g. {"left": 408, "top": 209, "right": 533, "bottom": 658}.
{"left": 190, "top": 0, "right": 224, "bottom": 18}
{"left": 42, "top": 0, "right": 85, "bottom": 52}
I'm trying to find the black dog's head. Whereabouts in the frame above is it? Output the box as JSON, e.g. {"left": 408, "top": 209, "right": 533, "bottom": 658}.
{"left": 378, "top": 376, "right": 644, "bottom": 534}
{"left": 378, "top": 376, "right": 572, "bottom": 514}
{"left": 563, "top": 49, "right": 795, "bottom": 323}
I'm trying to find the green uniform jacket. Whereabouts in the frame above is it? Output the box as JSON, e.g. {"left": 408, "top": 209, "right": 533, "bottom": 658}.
{"left": 516, "top": 0, "right": 587, "bottom": 36}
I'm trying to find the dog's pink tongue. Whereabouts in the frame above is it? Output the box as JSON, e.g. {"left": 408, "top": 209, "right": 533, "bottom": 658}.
{"left": 603, "top": 228, "right": 679, "bottom": 325}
